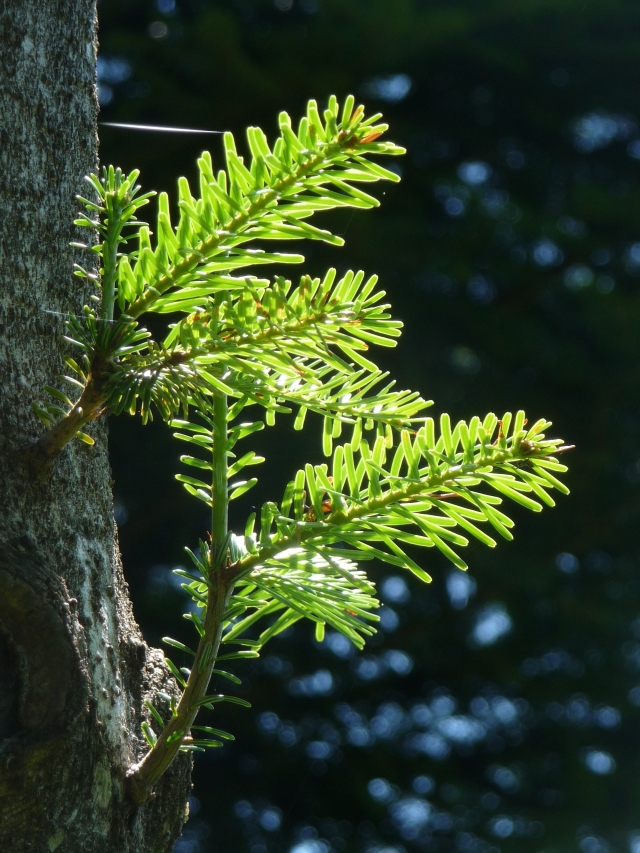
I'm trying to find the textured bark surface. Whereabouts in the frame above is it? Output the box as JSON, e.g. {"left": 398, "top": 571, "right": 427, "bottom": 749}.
{"left": 0, "top": 4, "right": 191, "bottom": 850}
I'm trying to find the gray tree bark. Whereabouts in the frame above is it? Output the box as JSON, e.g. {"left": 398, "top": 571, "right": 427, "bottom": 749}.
{"left": 0, "top": 4, "right": 191, "bottom": 850}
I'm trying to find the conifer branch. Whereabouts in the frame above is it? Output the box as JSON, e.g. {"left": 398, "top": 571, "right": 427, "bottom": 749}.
{"left": 27, "top": 96, "right": 572, "bottom": 804}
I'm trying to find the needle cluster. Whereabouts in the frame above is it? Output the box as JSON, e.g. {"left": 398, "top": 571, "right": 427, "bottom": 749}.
{"left": 31, "top": 96, "right": 570, "bottom": 803}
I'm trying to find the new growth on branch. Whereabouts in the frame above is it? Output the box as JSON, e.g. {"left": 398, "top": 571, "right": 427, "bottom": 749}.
{"left": 29, "top": 96, "right": 571, "bottom": 805}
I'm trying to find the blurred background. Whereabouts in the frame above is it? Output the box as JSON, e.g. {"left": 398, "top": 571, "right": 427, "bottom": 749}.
{"left": 97, "top": 2, "right": 640, "bottom": 852}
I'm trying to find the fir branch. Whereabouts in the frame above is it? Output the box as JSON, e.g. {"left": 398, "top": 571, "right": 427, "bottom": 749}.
{"left": 25, "top": 96, "right": 572, "bottom": 808}
{"left": 30, "top": 96, "right": 406, "bottom": 455}
{"left": 228, "top": 411, "right": 571, "bottom": 583}
{"left": 115, "top": 96, "right": 403, "bottom": 324}
{"left": 102, "top": 268, "right": 428, "bottom": 426}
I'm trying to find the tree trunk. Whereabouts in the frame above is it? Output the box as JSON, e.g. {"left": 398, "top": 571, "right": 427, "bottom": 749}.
{"left": 0, "top": 4, "right": 191, "bottom": 850}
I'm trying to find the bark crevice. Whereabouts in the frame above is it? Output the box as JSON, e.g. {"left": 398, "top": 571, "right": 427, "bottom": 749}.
{"left": 0, "top": 553, "right": 75, "bottom": 731}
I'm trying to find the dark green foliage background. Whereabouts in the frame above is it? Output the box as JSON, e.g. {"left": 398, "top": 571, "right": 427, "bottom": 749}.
{"left": 97, "top": 2, "right": 640, "bottom": 851}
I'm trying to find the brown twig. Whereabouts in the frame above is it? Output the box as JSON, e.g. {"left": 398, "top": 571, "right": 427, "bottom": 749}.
{"left": 26, "top": 359, "right": 110, "bottom": 468}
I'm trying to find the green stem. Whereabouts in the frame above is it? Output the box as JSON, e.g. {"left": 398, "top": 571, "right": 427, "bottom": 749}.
{"left": 126, "top": 391, "right": 232, "bottom": 805}
{"left": 211, "top": 390, "right": 229, "bottom": 562}
{"left": 28, "top": 193, "right": 124, "bottom": 463}
{"left": 101, "top": 207, "right": 121, "bottom": 323}
{"left": 126, "top": 579, "right": 232, "bottom": 804}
